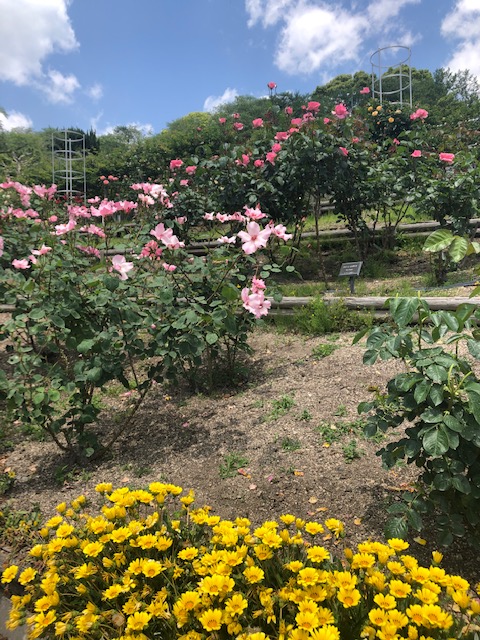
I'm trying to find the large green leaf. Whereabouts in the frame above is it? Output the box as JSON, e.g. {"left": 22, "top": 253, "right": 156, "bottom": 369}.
{"left": 423, "top": 229, "right": 454, "bottom": 253}
{"left": 384, "top": 516, "right": 408, "bottom": 540}
{"left": 388, "top": 297, "right": 420, "bottom": 327}
{"left": 449, "top": 236, "right": 469, "bottom": 263}
{"left": 422, "top": 426, "right": 450, "bottom": 456}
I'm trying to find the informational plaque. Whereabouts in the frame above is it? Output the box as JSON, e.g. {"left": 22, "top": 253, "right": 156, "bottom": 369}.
{"left": 338, "top": 261, "right": 363, "bottom": 293}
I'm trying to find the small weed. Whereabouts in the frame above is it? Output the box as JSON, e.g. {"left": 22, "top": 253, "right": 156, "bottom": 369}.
{"left": 342, "top": 439, "right": 364, "bottom": 463}
{"left": 334, "top": 404, "right": 347, "bottom": 417}
{"left": 311, "top": 343, "right": 338, "bottom": 359}
{"left": 252, "top": 399, "right": 265, "bottom": 409}
{"left": 267, "top": 394, "right": 296, "bottom": 421}
{"left": 299, "top": 409, "right": 312, "bottom": 421}
{"left": 54, "top": 465, "right": 92, "bottom": 486}
{"left": 0, "top": 470, "right": 15, "bottom": 496}
{"left": 219, "top": 452, "right": 249, "bottom": 479}
{"left": 281, "top": 437, "right": 301, "bottom": 452}
{"left": 316, "top": 417, "right": 367, "bottom": 445}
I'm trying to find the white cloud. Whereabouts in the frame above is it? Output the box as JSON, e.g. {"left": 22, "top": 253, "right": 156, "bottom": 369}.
{"left": 0, "top": 110, "right": 33, "bottom": 131}
{"left": 245, "top": 0, "right": 421, "bottom": 76}
{"left": 86, "top": 83, "right": 103, "bottom": 101}
{"left": 245, "top": 0, "right": 294, "bottom": 27}
{"left": 203, "top": 87, "right": 239, "bottom": 111}
{"left": 275, "top": 5, "right": 368, "bottom": 75}
{"left": 0, "top": 0, "right": 78, "bottom": 85}
{"left": 38, "top": 69, "right": 80, "bottom": 104}
{"left": 441, "top": 0, "right": 480, "bottom": 76}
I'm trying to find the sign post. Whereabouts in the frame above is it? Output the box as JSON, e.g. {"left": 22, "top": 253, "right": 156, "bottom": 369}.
{"left": 338, "top": 261, "right": 363, "bottom": 294}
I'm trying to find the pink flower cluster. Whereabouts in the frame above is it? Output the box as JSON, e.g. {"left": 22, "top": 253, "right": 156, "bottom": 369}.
{"left": 242, "top": 277, "right": 271, "bottom": 319}
{"left": 110, "top": 255, "right": 134, "bottom": 280}
{"left": 410, "top": 108, "right": 429, "bottom": 121}
{"left": 150, "top": 223, "right": 185, "bottom": 250}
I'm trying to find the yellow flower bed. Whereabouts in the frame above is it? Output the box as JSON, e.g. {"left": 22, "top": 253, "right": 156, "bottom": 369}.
{"left": 2, "top": 483, "right": 480, "bottom": 640}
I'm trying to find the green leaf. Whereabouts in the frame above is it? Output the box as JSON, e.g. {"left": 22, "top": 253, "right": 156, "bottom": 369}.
{"left": 423, "top": 229, "right": 454, "bottom": 253}
{"left": 206, "top": 332, "right": 219, "bottom": 345}
{"left": 425, "top": 364, "right": 448, "bottom": 383}
{"left": 50, "top": 315, "right": 65, "bottom": 329}
{"left": 433, "top": 472, "right": 451, "bottom": 491}
{"left": 406, "top": 508, "right": 423, "bottom": 531}
{"left": 388, "top": 297, "right": 420, "bottom": 327}
{"left": 221, "top": 285, "right": 238, "bottom": 302}
{"left": 449, "top": 236, "right": 469, "bottom": 263}
{"left": 443, "top": 414, "right": 464, "bottom": 433}
{"left": 422, "top": 426, "right": 450, "bottom": 456}
{"left": 384, "top": 516, "right": 408, "bottom": 540}
{"left": 414, "top": 380, "right": 430, "bottom": 404}
{"left": 467, "top": 391, "right": 480, "bottom": 424}
{"left": 451, "top": 475, "right": 471, "bottom": 494}
{"left": 77, "top": 339, "right": 95, "bottom": 354}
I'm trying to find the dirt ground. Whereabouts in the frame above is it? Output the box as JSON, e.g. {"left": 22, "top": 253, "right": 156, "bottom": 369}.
{"left": 1, "top": 327, "right": 479, "bottom": 588}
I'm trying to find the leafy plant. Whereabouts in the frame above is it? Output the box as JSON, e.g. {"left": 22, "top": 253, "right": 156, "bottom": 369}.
{"left": 356, "top": 296, "right": 480, "bottom": 545}
{"left": 281, "top": 436, "right": 301, "bottom": 452}
{"left": 268, "top": 394, "right": 296, "bottom": 420}
{"left": 219, "top": 452, "right": 249, "bottom": 479}
{"left": 311, "top": 343, "right": 339, "bottom": 359}
{"left": 342, "top": 439, "right": 364, "bottom": 463}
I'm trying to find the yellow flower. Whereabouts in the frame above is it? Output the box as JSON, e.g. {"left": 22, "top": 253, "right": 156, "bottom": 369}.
{"left": 297, "top": 567, "right": 319, "bottom": 586}
{"left": 285, "top": 560, "right": 304, "bottom": 572}
{"left": 414, "top": 587, "right": 439, "bottom": 605}
{"left": 372, "top": 110, "right": 378, "bottom": 116}
{"left": 243, "top": 566, "right": 265, "bottom": 584}
{"left": 110, "top": 526, "right": 132, "bottom": 543}
{"left": 55, "top": 502, "right": 67, "bottom": 513}
{"left": 307, "top": 546, "right": 330, "bottom": 563}
{"left": 1, "top": 565, "right": 18, "bottom": 583}
{"left": 388, "top": 538, "right": 409, "bottom": 552}
{"left": 388, "top": 117, "right": 394, "bottom": 123}
{"left": 55, "top": 523, "right": 74, "bottom": 538}
{"left": 374, "top": 593, "right": 397, "bottom": 609}
{"left": 389, "top": 579, "right": 412, "bottom": 598}
{"left": 18, "top": 567, "right": 37, "bottom": 585}
{"left": 103, "top": 584, "right": 124, "bottom": 599}
{"left": 198, "top": 608, "right": 223, "bottom": 631}
{"left": 178, "top": 547, "right": 199, "bottom": 561}
{"left": 387, "top": 609, "right": 409, "bottom": 628}
{"left": 351, "top": 552, "right": 375, "bottom": 569}
{"left": 325, "top": 518, "right": 344, "bottom": 537}
{"left": 406, "top": 604, "right": 424, "bottom": 625}
{"left": 369, "top": 607, "right": 388, "bottom": 626}
{"left": 337, "top": 588, "right": 361, "bottom": 608}
{"left": 296, "top": 610, "right": 319, "bottom": 631}
{"left": 95, "top": 482, "right": 113, "bottom": 493}
{"left": 225, "top": 593, "right": 248, "bottom": 616}
{"left": 280, "top": 514, "right": 296, "bottom": 525}
{"left": 34, "top": 610, "right": 56, "bottom": 629}
{"left": 127, "top": 611, "right": 151, "bottom": 631}
{"left": 451, "top": 590, "right": 470, "bottom": 609}
{"left": 305, "top": 522, "right": 324, "bottom": 535}
{"left": 142, "top": 560, "right": 165, "bottom": 578}
{"left": 421, "top": 604, "right": 453, "bottom": 629}
{"left": 82, "top": 541, "right": 104, "bottom": 557}
{"left": 431, "top": 551, "right": 443, "bottom": 564}
{"left": 310, "top": 625, "right": 340, "bottom": 640}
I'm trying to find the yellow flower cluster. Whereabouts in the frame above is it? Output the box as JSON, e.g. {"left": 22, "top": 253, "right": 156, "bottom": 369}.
{"left": 2, "top": 483, "right": 479, "bottom": 640}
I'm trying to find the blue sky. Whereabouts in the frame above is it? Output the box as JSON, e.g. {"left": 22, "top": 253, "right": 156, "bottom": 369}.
{"left": 0, "top": 0, "right": 479, "bottom": 135}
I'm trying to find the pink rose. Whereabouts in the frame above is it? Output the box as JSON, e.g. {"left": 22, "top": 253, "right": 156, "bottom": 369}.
{"left": 439, "top": 152, "right": 455, "bottom": 163}
{"left": 233, "top": 122, "right": 244, "bottom": 131}
{"left": 332, "top": 103, "right": 349, "bottom": 119}
{"left": 339, "top": 147, "right": 349, "bottom": 157}
{"left": 307, "top": 101, "right": 320, "bottom": 112}
{"left": 360, "top": 86, "right": 370, "bottom": 94}
{"left": 410, "top": 108, "right": 429, "bottom": 121}
{"left": 252, "top": 118, "right": 264, "bottom": 128}
{"left": 169, "top": 159, "right": 183, "bottom": 171}
{"left": 411, "top": 150, "right": 422, "bottom": 158}
{"left": 267, "top": 82, "right": 277, "bottom": 90}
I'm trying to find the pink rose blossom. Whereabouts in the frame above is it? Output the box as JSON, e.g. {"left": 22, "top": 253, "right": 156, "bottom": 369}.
{"left": 411, "top": 150, "right": 422, "bottom": 158}
{"left": 237, "top": 221, "right": 272, "bottom": 254}
{"left": 271, "top": 143, "right": 282, "bottom": 153}
{"left": 332, "top": 103, "right": 349, "bottom": 119}
{"left": 266, "top": 151, "right": 277, "bottom": 164}
{"left": 307, "top": 101, "right": 320, "bottom": 112}
{"left": 180, "top": 179, "right": 189, "bottom": 187}
{"left": 410, "top": 108, "right": 429, "bottom": 121}
{"left": 241, "top": 286, "right": 271, "bottom": 319}
{"left": 175, "top": 216, "right": 187, "bottom": 224}
{"left": 77, "top": 245, "right": 101, "bottom": 259}
{"left": 12, "top": 258, "right": 30, "bottom": 269}
{"left": 291, "top": 118, "right": 303, "bottom": 127}
{"left": 217, "top": 235, "right": 237, "bottom": 244}
{"left": 285, "top": 106, "right": 293, "bottom": 115}
{"left": 339, "top": 147, "right": 349, "bottom": 157}
{"left": 169, "top": 159, "right": 184, "bottom": 171}
{"left": 254, "top": 159, "right": 265, "bottom": 168}
{"left": 233, "top": 122, "right": 244, "bottom": 131}
{"left": 267, "top": 82, "right": 277, "bottom": 90}
{"left": 252, "top": 118, "right": 264, "bottom": 128}
{"left": 218, "top": 117, "right": 226, "bottom": 124}
{"left": 31, "top": 244, "right": 52, "bottom": 256}
{"left": 162, "top": 263, "right": 177, "bottom": 272}
{"left": 232, "top": 113, "right": 240, "bottom": 119}
{"left": 111, "top": 255, "right": 134, "bottom": 280}
{"left": 439, "top": 152, "right": 455, "bottom": 163}
{"left": 48, "top": 215, "right": 58, "bottom": 223}
{"left": 274, "top": 131, "right": 289, "bottom": 141}
{"left": 54, "top": 219, "right": 76, "bottom": 235}
{"left": 393, "top": 138, "right": 400, "bottom": 145}
{"left": 360, "top": 86, "right": 370, "bottom": 94}
{"left": 244, "top": 205, "right": 267, "bottom": 220}
{"left": 203, "top": 213, "right": 215, "bottom": 221}
{"left": 323, "top": 117, "right": 331, "bottom": 125}
{"left": 185, "top": 166, "right": 197, "bottom": 175}
{"left": 251, "top": 277, "right": 266, "bottom": 292}
{"left": 270, "top": 222, "right": 293, "bottom": 241}
{"left": 140, "top": 240, "right": 163, "bottom": 260}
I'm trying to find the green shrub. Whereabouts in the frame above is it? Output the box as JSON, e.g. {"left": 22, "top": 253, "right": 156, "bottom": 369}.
{"left": 295, "top": 298, "right": 374, "bottom": 335}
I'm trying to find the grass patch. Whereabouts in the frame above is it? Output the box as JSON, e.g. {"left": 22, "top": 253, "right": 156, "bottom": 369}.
{"left": 267, "top": 394, "right": 296, "bottom": 421}
{"left": 281, "top": 437, "right": 301, "bottom": 452}
{"left": 311, "top": 343, "right": 339, "bottom": 359}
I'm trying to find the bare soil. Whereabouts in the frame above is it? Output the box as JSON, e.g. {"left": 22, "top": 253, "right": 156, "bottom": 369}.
{"left": 1, "top": 328, "right": 479, "bottom": 587}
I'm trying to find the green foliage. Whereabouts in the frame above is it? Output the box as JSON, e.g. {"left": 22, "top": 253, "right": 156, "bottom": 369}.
{"left": 356, "top": 297, "right": 480, "bottom": 545}
{"left": 316, "top": 417, "right": 367, "bottom": 445}
{"left": 295, "top": 298, "right": 374, "bottom": 335}
{"left": 281, "top": 436, "right": 301, "bottom": 452}
{"left": 219, "top": 452, "right": 249, "bottom": 479}
{"left": 268, "top": 394, "right": 296, "bottom": 420}
{"left": 311, "top": 343, "right": 339, "bottom": 359}
{"left": 342, "top": 439, "right": 364, "bottom": 463}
